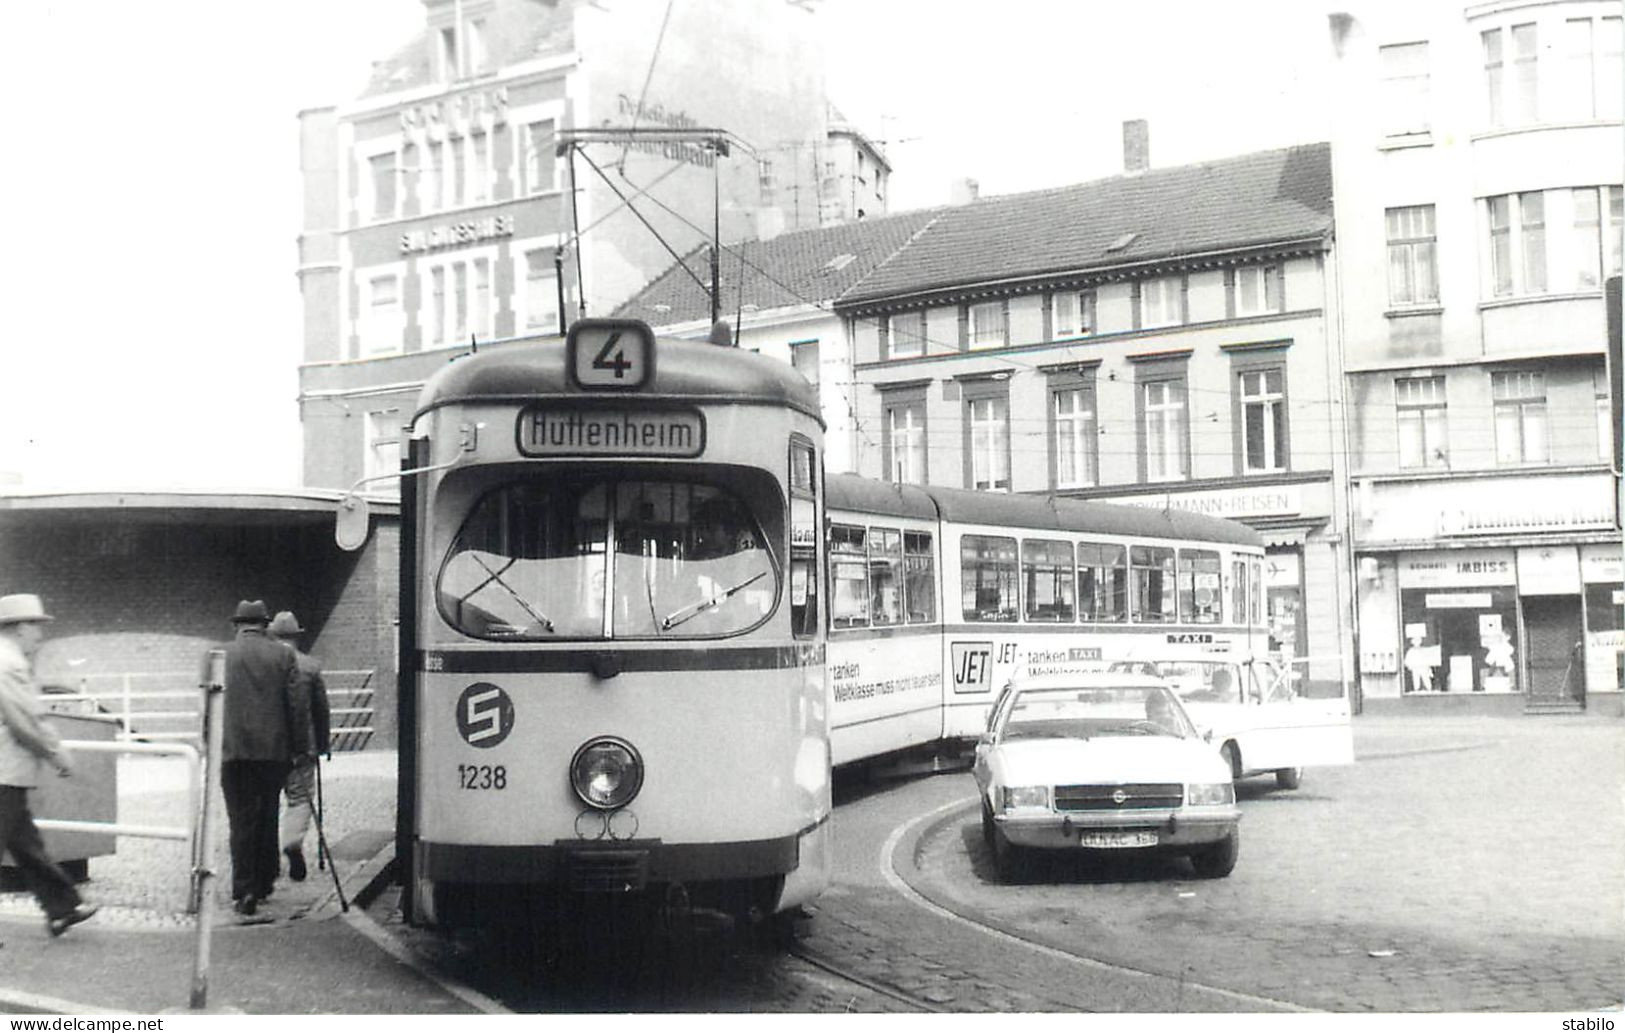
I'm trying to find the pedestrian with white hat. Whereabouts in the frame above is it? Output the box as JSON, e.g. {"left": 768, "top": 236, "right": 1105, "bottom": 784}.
{"left": 0, "top": 593, "right": 99, "bottom": 941}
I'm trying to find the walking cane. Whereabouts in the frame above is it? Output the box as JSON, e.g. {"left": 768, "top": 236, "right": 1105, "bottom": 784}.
{"left": 313, "top": 755, "right": 349, "bottom": 912}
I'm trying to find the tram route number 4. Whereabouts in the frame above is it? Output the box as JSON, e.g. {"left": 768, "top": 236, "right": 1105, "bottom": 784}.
{"left": 568, "top": 318, "right": 656, "bottom": 392}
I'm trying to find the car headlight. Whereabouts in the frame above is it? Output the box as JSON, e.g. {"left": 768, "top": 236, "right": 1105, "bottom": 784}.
{"left": 1186, "top": 782, "right": 1235, "bottom": 807}
{"left": 570, "top": 737, "right": 644, "bottom": 810}
{"left": 1001, "top": 785, "right": 1049, "bottom": 811}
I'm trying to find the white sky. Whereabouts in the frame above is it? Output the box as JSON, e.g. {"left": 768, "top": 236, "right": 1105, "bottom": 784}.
{"left": 1, "top": 0, "right": 1335, "bottom": 492}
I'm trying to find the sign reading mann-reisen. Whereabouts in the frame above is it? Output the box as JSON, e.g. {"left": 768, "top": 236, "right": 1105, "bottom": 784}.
{"left": 518, "top": 407, "right": 705, "bottom": 458}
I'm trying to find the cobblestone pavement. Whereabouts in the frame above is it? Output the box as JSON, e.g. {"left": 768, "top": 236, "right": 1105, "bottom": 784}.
{"left": 894, "top": 714, "right": 1624, "bottom": 1012}
{"left": 0, "top": 751, "right": 395, "bottom": 930}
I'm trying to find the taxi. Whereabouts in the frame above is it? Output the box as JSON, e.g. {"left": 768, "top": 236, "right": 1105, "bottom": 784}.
{"left": 971, "top": 673, "right": 1241, "bottom": 881}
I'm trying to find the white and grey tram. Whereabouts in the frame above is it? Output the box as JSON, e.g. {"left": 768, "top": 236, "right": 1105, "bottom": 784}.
{"left": 395, "top": 319, "right": 830, "bottom": 928}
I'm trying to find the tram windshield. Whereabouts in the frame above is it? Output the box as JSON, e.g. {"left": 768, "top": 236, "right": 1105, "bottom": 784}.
{"left": 438, "top": 478, "right": 778, "bottom": 640}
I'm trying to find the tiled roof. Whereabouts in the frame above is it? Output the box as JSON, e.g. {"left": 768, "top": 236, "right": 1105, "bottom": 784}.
{"left": 612, "top": 209, "right": 942, "bottom": 326}
{"left": 359, "top": 3, "right": 575, "bottom": 100}
{"left": 841, "top": 142, "right": 1332, "bottom": 307}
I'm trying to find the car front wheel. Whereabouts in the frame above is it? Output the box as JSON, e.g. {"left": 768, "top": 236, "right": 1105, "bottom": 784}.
{"left": 1275, "top": 766, "right": 1303, "bottom": 790}
{"left": 991, "top": 827, "right": 1023, "bottom": 883}
{"left": 1190, "top": 828, "right": 1239, "bottom": 879}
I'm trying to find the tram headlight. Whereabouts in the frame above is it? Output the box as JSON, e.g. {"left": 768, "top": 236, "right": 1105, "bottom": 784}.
{"left": 570, "top": 737, "right": 644, "bottom": 810}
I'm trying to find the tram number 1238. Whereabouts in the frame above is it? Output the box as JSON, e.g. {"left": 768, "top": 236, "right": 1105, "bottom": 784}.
{"left": 457, "top": 763, "right": 509, "bottom": 790}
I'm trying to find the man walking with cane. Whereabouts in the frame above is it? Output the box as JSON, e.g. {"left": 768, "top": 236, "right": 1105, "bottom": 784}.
{"left": 268, "top": 611, "right": 328, "bottom": 882}
{"left": 0, "top": 593, "right": 98, "bottom": 940}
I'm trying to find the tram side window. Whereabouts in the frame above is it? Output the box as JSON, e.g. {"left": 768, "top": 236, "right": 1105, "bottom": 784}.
{"left": 962, "top": 535, "right": 1019, "bottom": 622}
{"left": 1179, "top": 549, "right": 1222, "bottom": 624}
{"left": 904, "top": 531, "right": 937, "bottom": 623}
{"left": 1131, "top": 545, "right": 1178, "bottom": 623}
{"left": 830, "top": 523, "right": 869, "bottom": 628}
{"left": 1250, "top": 559, "right": 1264, "bottom": 625}
{"left": 868, "top": 527, "right": 903, "bottom": 626}
{"left": 1232, "top": 559, "right": 1248, "bottom": 626}
{"left": 1078, "top": 542, "right": 1128, "bottom": 622}
{"left": 1023, "top": 538, "right": 1075, "bottom": 622}
{"left": 789, "top": 440, "right": 818, "bottom": 639}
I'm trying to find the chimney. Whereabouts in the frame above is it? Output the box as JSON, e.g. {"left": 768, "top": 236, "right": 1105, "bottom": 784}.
{"left": 949, "top": 177, "right": 980, "bottom": 206}
{"left": 1123, "top": 119, "right": 1150, "bottom": 174}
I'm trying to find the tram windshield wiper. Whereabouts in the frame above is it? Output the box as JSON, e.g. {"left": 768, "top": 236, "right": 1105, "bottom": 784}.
{"left": 660, "top": 571, "right": 767, "bottom": 631}
{"left": 468, "top": 554, "right": 554, "bottom": 633}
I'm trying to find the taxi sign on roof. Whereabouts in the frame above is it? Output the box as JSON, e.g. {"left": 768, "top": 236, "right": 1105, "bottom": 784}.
{"left": 567, "top": 318, "right": 656, "bottom": 392}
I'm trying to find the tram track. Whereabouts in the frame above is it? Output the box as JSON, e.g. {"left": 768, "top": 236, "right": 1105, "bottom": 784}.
{"left": 784, "top": 943, "right": 944, "bottom": 1012}
{"left": 877, "top": 795, "right": 1313, "bottom": 1013}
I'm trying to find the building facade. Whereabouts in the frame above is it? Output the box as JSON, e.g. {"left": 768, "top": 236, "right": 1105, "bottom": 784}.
{"left": 624, "top": 142, "right": 1358, "bottom": 694}
{"left": 296, "top": 0, "right": 829, "bottom": 494}
{"left": 1329, "top": 0, "right": 1623, "bottom": 713}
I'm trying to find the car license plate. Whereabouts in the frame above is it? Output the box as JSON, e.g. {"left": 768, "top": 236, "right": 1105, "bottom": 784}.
{"left": 1079, "top": 830, "right": 1157, "bottom": 848}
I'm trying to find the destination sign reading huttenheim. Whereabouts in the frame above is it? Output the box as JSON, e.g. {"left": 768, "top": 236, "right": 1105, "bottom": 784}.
{"left": 519, "top": 407, "right": 705, "bottom": 457}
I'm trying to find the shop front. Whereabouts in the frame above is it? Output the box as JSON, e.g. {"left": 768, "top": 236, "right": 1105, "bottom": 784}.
{"left": 1581, "top": 546, "right": 1625, "bottom": 713}
{"left": 1396, "top": 550, "right": 1520, "bottom": 696}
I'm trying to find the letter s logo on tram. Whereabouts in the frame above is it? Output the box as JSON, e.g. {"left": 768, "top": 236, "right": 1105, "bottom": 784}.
{"left": 456, "top": 682, "right": 515, "bottom": 749}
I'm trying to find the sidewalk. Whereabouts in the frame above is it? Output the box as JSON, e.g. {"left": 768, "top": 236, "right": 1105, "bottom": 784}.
{"left": 0, "top": 750, "right": 479, "bottom": 1015}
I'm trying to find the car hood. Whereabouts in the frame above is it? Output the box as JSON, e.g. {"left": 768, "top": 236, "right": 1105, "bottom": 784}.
{"left": 992, "top": 736, "right": 1230, "bottom": 786}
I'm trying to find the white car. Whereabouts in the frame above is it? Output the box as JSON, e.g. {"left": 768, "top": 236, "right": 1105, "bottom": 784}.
{"left": 971, "top": 673, "right": 1241, "bottom": 881}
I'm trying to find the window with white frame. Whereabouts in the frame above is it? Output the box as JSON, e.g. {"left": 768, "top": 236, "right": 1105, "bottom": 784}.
{"left": 758, "top": 157, "right": 776, "bottom": 205}
{"left": 451, "top": 135, "right": 467, "bottom": 207}
{"left": 967, "top": 301, "right": 1007, "bottom": 350}
{"left": 887, "top": 312, "right": 925, "bottom": 359}
{"left": 470, "top": 132, "right": 490, "bottom": 203}
{"left": 1483, "top": 23, "right": 1539, "bottom": 127}
{"left": 426, "top": 140, "right": 445, "bottom": 213}
{"left": 1564, "top": 16, "right": 1623, "bottom": 120}
{"left": 1572, "top": 186, "right": 1625, "bottom": 290}
{"left": 1395, "top": 375, "right": 1447, "bottom": 469}
{"left": 1233, "top": 265, "right": 1282, "bottom": 317}
{"left": 1052, "top": 381, "right": 1097, "bottom": 488}
{"left": 1052, "top": 289, "right": 1096, "bottom": 338}
{"left": 966, "top": 394, "right": 1010, "bottom": 491}
{"left": 1239, "top": 368, "right": 1286, "bottom": 474}
{"left": 362, "top": 274, "right": 402, "bottom": 356}
{"left": 885, "top": 397, "right": 926, "bottom": 484}
{"left": 1387, "top": 205, "right": 1439, "bottom": 305}
{"left": 369, "top": 152, "right": 398, "bottom": 221}
{"left": 522, "top": 248, "right": 559, "bottom": 333}
{"left": 1492, "top": 369, "right": 1548, "bottom": 465}
{"left": 364, "top": 409, "right": 403, "bottom": 495}
{"left": 467, "top": 18, "right": 488, "bottom": 75}
{"left": 523, "top": 120, "right": 556, "bottom": 196}
{"left": 791, "top": 340, "right": 820, "bottom": 387}
{"left": 422, "top": 254, "right": 496, "bottom": 347}
{"left": 1487, "top": 191, "right": 1553, "bottom": 297}
{"left": 1142, "top": 377, "right": 1188, "bottom": 482}
{"left": 1139, "top": 276, "right": 1182, "bottom": 328}
{"left": 1380, "top": 42, "right": 1431, "bottom": 135}
{"left": 437, "top": 26, "right": 458, "bottom": 82}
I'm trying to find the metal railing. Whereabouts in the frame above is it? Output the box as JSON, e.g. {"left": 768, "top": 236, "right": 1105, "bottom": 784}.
{"left": 46, "top": 668, "right": 378, "bottom": 751}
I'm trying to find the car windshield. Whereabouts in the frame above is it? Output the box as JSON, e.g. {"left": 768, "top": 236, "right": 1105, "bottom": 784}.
{"left": 437, "top": 478, "right": 778, "bottom": 640}
{"left": 1109, "top": 659, "right": 1289, "bottom": 704}
{"left": 997, "top": 685, "right": 1196, "bottom": 742}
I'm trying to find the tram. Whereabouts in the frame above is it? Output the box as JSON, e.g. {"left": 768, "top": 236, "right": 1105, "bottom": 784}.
{"left": 823, "top": 475, "right": 1271, "bottom": 768}
{"left": 390, "top": 319, "right": 831, "bottom": 929}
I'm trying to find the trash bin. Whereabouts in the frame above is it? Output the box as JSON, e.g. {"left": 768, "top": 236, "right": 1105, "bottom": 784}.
{"left": 2, "top": 712, "right": 120, "bottom": 885}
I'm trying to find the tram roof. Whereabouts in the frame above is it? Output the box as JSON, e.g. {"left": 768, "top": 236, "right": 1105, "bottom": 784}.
{"left": 828, "top": 474, "right": 1261, "bottom": 547}
{"left": 413, "top": 334, "right": 824, "bottom": 425}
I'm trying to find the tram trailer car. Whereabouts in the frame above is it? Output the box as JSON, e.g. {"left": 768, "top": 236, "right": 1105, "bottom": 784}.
{"left": 824, "top": 474, "right": 1269, "bottom": 771}
{"left": 398, "top": 320, "right": 831, "bottom": 930}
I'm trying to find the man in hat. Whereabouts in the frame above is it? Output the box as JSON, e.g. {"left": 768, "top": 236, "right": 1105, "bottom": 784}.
{"left": 214, "top": 600, "right": 309, "bottom": 916}
{"left": 0, "top": 593, "right": 99, "bottom": 939}
{"left": 268, "top": 611, "right": 328, "bottom": 882}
